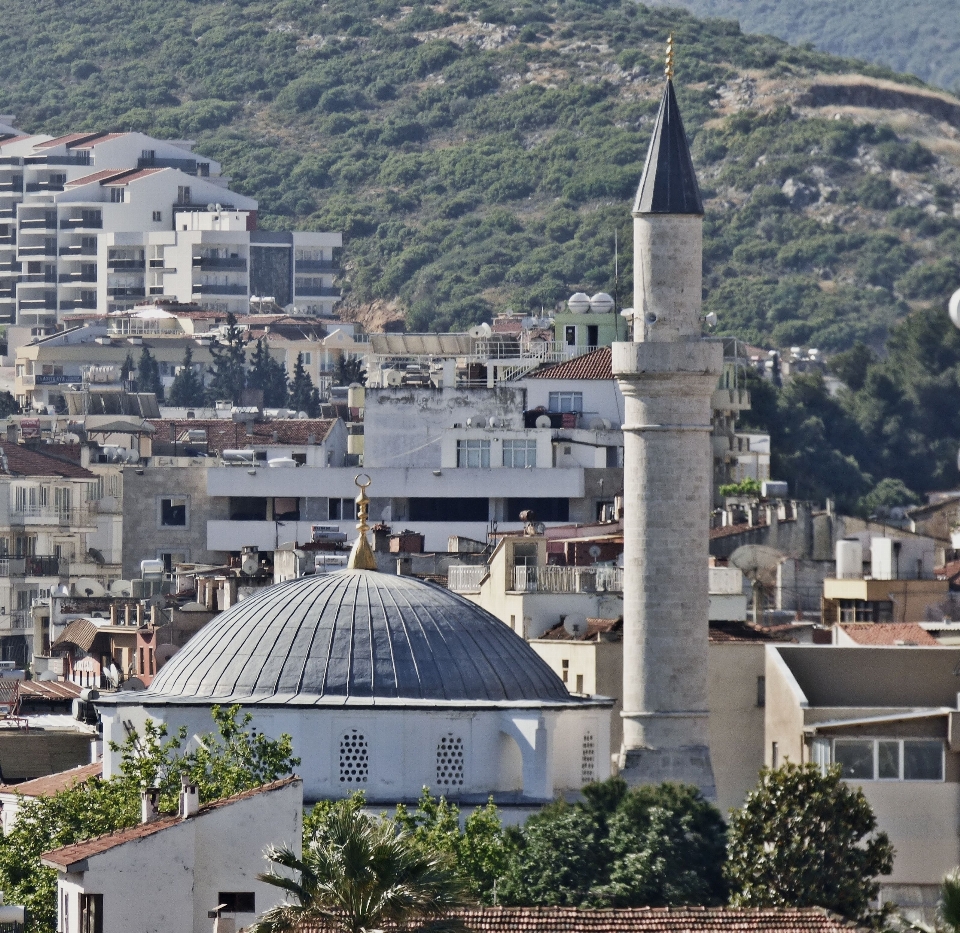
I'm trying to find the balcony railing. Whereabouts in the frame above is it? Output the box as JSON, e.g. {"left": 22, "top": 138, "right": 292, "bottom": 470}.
{"left": 192, "top": 256, "right": 246, "bottom": 270}
{"left": 295, "top": 259, "right": 338, "bottom": 273}
{"left": 20, "top": 217, "right": 57, "bottom": 229}
{"left": 10, "top": 506, "right": 93, "bottom": 525}
{"left": 0, "top": 556, "right": 66, "bottom": 576}
{"left": 295, "top": 286, "right": 340, "bottom": 297}
{"left": 5, "top": 610, "right": 32, "bottom": 631}
{"left": 58, "top": 272, "right": 97, "bottom": 283}
{"left": 107, "top": 287, "right": 145, "bottom": 298}
{"left": 59, "top": 245, "right": 97, "bottom": 256}
{"left": 60, "top": 217, "right": 103, "bottom": 230}
{"left": 193, "top": 283, "right": 247, "bottom": 295}
{"left": 448, "top": 565, "right": 489, "bottom": 593}
{"left": 108, "top": 259, "right": 145, "bottom": 271}
{"left": 512, "top": 564, "right": 623, "bottom": 594}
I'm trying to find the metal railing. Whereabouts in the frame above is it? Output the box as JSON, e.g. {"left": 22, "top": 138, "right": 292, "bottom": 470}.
{"left": 512, "top": 564, "right": 623, "bottom": 594}
{"left": 0, "top": 556, "right": 66, "bottom": 576}
{"left": 448, "top": 565, "right": 488, "bottom": 592}
{"left": 10, "top": 506, "right": 92, "bottom": 525}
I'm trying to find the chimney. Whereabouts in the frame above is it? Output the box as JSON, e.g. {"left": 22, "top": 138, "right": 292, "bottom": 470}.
{"left": 141, "top": 787, "right": 161, "bottom": 824}
{"left": 109, "top": 603, "right": 118, "bottom": 626}
{"left": 136, "top": 602, "right": 144, "bottom": 626}
{"left": 179, "top": 776, "right": 199, "bottom": 819}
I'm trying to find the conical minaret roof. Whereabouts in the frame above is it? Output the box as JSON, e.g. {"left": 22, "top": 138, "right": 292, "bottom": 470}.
{"left": 633, "top": 78, "right": 703, "bottom": 215}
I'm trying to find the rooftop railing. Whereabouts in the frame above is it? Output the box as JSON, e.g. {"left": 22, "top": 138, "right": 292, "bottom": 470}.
{"left": 448, "top": 565, "right": 488, "bottom": 593}
{"left": 512, "top": 564, "right": 622, "bottom": 594}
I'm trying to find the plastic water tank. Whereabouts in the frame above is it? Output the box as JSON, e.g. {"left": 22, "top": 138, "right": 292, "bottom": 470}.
{"left": 835, "top": 539, "right": 863, "bottom": 580}
{"left": 347, "top": 384, "right": 366, "bottom": 409}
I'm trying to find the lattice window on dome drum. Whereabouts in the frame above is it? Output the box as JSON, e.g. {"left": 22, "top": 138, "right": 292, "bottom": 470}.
{"left": 436, "top": 734, "right": 465, "bottom": 788}
{"left": 339, "top": 730, "right": 369, "bottom": 784}
{"left": 581, "top": 732, "right": 596, "bottom": 784}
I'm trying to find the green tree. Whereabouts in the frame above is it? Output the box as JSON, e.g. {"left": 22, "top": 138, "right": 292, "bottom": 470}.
{"left": 167, "top": 346, "right": 207, "bottom": 407}
{"left": 719, "top": 477, "right": 763, "bottom": 498}
{"left": 939, "top": 869, "right": 960, "bottom": 933}
{"left": 288, "top": 352, "right": 321, "bottom": 416}
{"left": 726, "top": 763, "right": 894, "bottom": 926}
{"left": 120, "top": 352, "right": 136, "bottom": 384}
{"left": 393, "top": 789, "right": 513, "bottom": 904}
{"left": 0, "top": 390, "right": 19, "bottom": 417}
{"left": 857, "top": 477, "right": 920, "bottom": 519}
{"left": 830, "top": 342, "right": 877, "bottom": 392}
{"left": 207, "top": 313, "right": 248, "bottom": 404}
{"left": 0, "top": 705, "right": 298, "bottom": 933}
{"left": 332, "top": 355, "right": 366, "bottom": 387}
{"left": 498, "top": 778, "right": 727, "bottom": 908}
{"left": 248, "top": 338, "right": 289, "bottom": 407}
{"left": 135, "top": 346, "right": 164, "bottom": 400}
{"left": 252, "top": 799, "right": 470, "bottom": 933}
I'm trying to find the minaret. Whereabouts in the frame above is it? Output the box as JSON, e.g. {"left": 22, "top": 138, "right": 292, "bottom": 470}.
{"left": 612, "top": 37, "right": 722, "bottom": 796}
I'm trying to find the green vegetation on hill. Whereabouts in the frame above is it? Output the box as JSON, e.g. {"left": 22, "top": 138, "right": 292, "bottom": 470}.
{"left": 2, "top": 0, "right": 959, "bottom": 351}
{"left": 650, "top": 0, "right": 960, "bottom": 92}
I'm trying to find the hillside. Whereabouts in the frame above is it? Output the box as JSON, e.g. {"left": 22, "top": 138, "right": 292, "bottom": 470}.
{"left": 650, "top": 0, "right": 960, "bottom": 93}
{"left": 2, "top": 0, "right": 960, "bottom": 352}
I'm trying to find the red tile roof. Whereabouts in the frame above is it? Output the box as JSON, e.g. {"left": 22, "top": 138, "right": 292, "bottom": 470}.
{"left": 18, "top": 679, "right": 82, "bottom": 701}
{"left": 103, "top": 167, "right": 166, "bottom": 186}
{"left": 539, "top": 617, "right": 622, "bottom": 641}
{"left": 0, "top": 761, "right": 102, "bottom": 797}
{"left": 303, "top": 907, "right": 868, "bottom": 933}
{"left": 838, "top": 623, "right": 939, "bottom": 646}
{"left": 41, "top": 776, "right": 300, "bottom": 870}
{"left": 0, "top": 134, "right": 35, "bottom": 146}
{"left": 65, "top": 169, "right": 131, "bottom": 188}
{"left": 147, "top": 419, "right": 336, "bottom": 453}
{"left": 709, "top": 620, "right": 795, "bottom": 643}
{"left": 528, "top": 347, "right": 612, "bottom": 381}
{"left": 34, "top": 132, "right": 104, "bottom": 150}
{"left": 71, "top": 133, "right": 128, "bottom": 149}
{"left": 0, "top": 444, "right": 95, "bottom": 478}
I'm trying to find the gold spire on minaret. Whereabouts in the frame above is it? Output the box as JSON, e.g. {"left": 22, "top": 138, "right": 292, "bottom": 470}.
{"left": 665, "top": 33, "right": 675, "bottom": 80}
{"left": 347, "top": 473, "right": 377, "bottom": 571}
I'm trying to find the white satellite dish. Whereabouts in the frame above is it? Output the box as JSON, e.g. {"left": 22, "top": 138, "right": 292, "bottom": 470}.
{"left": 535, "top": 414, "right": 552, "bottom": 428}
{"left": 74, "top": 577, "right": 106, "bottom": 598}
{"left": 562, "top": 614, "right": 588, "bottom": 637}
{"left": 154, "top": 644, "right": 178, "bottom": 667}
{"left": 567, "top": 292, "right": 590, "bottom": 314}
{"left": 385, "top": 369, "right": 403, "bottom": 387}
{"left": 488, "top": 416, "right": 498, "bottom": 428}
{"left": 590, "top": 417, "right": 612, "bottom": 430}
{"left": 109, "top": 579, "right": 133, "bottom": 597}
{"left": 949, "top": 288, "right": 960, "bottom": 331}
{"left": 730, "top": 545, "right": 783, "bottom": 624}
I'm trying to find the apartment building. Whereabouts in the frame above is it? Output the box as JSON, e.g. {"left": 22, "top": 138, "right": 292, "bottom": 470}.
{"left": 0, "top": 125, "right": 341, "bottom": 353}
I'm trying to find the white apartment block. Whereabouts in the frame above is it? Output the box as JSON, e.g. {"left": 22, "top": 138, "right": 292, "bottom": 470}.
{"left": 0, "top": 126, "right": 341, "bottom": 355}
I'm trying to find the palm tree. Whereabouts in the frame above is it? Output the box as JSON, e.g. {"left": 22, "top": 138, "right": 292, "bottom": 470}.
{"left": 940, "top": 869, "right": 960, "bottom": 933}
{"left": 251, "top": 801, "right": 470, "bottom": 933}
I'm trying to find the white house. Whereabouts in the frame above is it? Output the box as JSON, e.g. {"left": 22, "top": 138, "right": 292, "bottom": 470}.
{"left": 42, "top": 776, "right": 303, "bottom": 933}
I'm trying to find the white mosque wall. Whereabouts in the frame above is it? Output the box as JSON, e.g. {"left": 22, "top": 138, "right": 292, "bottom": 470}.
{"left": 100, "top": 703, "right": 611, "bottom": 804}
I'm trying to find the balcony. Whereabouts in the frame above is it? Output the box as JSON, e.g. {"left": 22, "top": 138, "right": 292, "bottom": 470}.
{"left": 18, "top": 299, "right": 57, "bottom": 311}
{"left": 60, "top": 217, "right": 103, "bottom": 230}
{"left": 295, "top": 259, "right": 338, "bottom": 273}
{"left": 107, "top": 287, "right": 145, "bottom": 298}
{"left": 19, "top": 217, "right": 57, "bottom": 229}
{"left": 60, "top": 299, "right": 97, "bottom": 311}
{"left": 59, "top": 245, "right": 97, "bottom": 257}
{"left": 294, "top": 286, "right": 340, "bottom": 298}
{"left": 0, "top": 181, "right": 22, "bottom": 193}
{"left": 0, "top": 556, "right": 66, "bottom": 576}
{"left": 9, "top": 506, "right": 94, "bottom": 526}
{"left": 25, "top": 181, "right": 65, "bottom": 193}
{"left": 107, "top": 259, "right": 145, "bottom": 271}
{"left": 193, "top": 283, "right": 247, "bottom": 296}
{"left": 59, "top": 271, "right": 97, "bottom": 283}
{"left": 18, "top": 246, "right": 57, "bottom": 257}
{"left": 4, "top": 610, "right": 32, "bottom": 632}
{"left": 511, "top": 564, "right": 623, "bottom": 594}
{"left": 448, "top": 565, "right": 489, "bottom": 593}
{"left": 192, "top": 256, "right": 246, "bottom": 270}
{"left": 137, "top": 155, "right": 198, "bottom": 173}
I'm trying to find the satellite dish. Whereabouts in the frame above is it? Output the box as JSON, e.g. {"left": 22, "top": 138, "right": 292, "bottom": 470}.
{"left": 385, "top": 369, "right": 403, "bottom": 387}
{"left": 730, "top": 545, "right": 783, "bottom": 624}
{"left": 179, "top": 600, "right": 207, "bottom": 612}
{"left": 37, "top": 670, "right": 58, "bottom": 681}
{"left": 87, "top": 547, "right": 106, "bottom": 565}
{"left": 74, "top": 577, "right": 106, "bottom": 598}
{"left": 590, "top": 417, "right": 612, "bottom": 430}
{"left": 206, "top": 203, "right": 216, "bottom": 211}
{"left": 949, "top": 288, "right": 960, "bottom": 330}
{"left": 567, "top": 292, "right": 590, "bottom": 314}
{"left": 154, "top": 644, "right": 178, "bottom": 668}
{"left": 563, "top": 614, "right": 588, "bottom": 637}
{"left": 488, "top": 416, "right": 498, "bottom": 428}
{"left": 588, "top": 544, "right": 602, "bottom": 560}
{"left": 109, "top": 580, "right": 133, "bottom": 597}
{"left": 589, "top": 292, "right": 614, "bottom": 314}
{"left": 119, "top": 677, "right": 146, "bottom": 691}
{"left": 535, "top": 414, "right": 552, "bottom": 428}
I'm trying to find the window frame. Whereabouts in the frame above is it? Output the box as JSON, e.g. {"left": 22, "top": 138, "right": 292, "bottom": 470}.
{"left": 456, "top": 438, "right": 490, "bottom": 469}
{"left": 829, "top": 737, "right": 944, "bottom": 782}
{"left": 548, "top": 391, "right": 583, "bottom": 413}
{"left": 502, "top": 438, "right": 537, "bottom": 469}
{"left": 157, "top": 495, "right": 189, "bottom": 529}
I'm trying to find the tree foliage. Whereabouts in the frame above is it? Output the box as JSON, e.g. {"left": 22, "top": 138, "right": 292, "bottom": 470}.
{"left": 253, "top": 796, "right": 470, "bottom": 933}
{"left": 0, "top": 705, "right": 298, "bottom": 933}
{"left": 167, "top": 345, "right": 207, "bottom": 407}
{"left": 498, "top": 778, "right": 728, "bottom": 908}
{"left": 134, "top": 346, "right": 164, "bottom": 400}
{"left": 726, "top": 763, "right": 894, "bottom": 926}
{"left": 207, "top": 313, "right": 248, "bottom": 404}
{"left": 288, "top": 352, "right": 321, "bottom": 415}
{"left": 248, "top": 338, "right": 290, "bottom": 407}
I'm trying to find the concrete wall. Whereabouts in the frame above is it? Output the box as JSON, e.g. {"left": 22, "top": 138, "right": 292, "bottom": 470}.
{"left": 122, "top": 461, "right": 229, "bottom": 576}
{"left": 764, "top": 646, "right": 808, "bottom": 767}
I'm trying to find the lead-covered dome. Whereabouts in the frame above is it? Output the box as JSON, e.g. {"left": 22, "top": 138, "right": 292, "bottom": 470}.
{"left": 144, "top": 570, "right": 573, "bottom": 706}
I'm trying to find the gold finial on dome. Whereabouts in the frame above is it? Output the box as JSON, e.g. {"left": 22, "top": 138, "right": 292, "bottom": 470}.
{"left": 347, "top": 473, "right": 377, "bottom": 571}
{"left": 665, "top": 33, "right": 675, "bottom": 80}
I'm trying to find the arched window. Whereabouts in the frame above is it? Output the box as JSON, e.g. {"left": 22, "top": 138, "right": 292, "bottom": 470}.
{"left": 339, "top": 729, "right": 369, "bottom": 784}
{"left": 581, "top": 731, "right": 596, "bottom": 784}
{"left": 436, "top": 733, "right": 465, "bottom": 788}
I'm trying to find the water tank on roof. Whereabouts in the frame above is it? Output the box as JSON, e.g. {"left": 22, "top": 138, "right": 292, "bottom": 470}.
{"left": 567, "top": 292, "right": 590, "bottom": 314}
{"left": 835, "top": 539, "right": 862, "bottom": 580}
{"left": 268, "top": 458, "right": 297, "bottom": 468}
{"left": 222, "top": 449, "right": 256, "bottom": 463}
{"left": 589, "top": 292, "right": 614, "bottom": 314}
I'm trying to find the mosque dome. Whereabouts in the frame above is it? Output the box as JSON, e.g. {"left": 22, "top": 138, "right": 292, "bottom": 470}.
{"left": 145, "top": 570, "right": 573, "bottom": 706}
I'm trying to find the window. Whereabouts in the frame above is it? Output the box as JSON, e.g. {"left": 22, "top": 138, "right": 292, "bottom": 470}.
{"left": 158, "top": 550, "right": 188, "bottom": 573}
{"left": 436, "top": 734, "right": 464, "bottom": 787}
{"left": 832, "top": 738, "right": 943, "bottom": 781}
{"left": 561, "top": 659, "right": 569, "bottom": 683}
{"left": 503, "top": 439, "right": 537, "bottom": 468}
{"left": 217, "top": 893, "right": 256, "bottom": 914}
{"left": 79, "top": 893, "right": 103, "bottom": 933}
{"left": 61, "top": 888, "right": 69, "bottom": 933}
{"left": 565, "top": 325, "right": 576, "bottom": 346}
{"left": 575, "top": 673, "right": 584, "bottom": 693}
{"left": 328, "top": 498, "right": 357, "bottom": 521}
{"left": 152, "top": 211, "right": 162, "bottom": 222}
{"left": 177, "top": 186, "right": 191, "bottom": 204}
{"left": 339, "top": 729, "right": 369, "bottom": 784}
{"left": 302, "top": 352, "right": 312, "bottom": 365}
{"left": 548, "top": 391, "right": 583, "bottom": 413}
{"left": 581, "top": 732, "right": 596, "bottom": 783}
{"left": 109, "top": 187, "right": 125, "bottom": 203}
{"left": 506, "top": 497, "right": 570, "bottom": 522}
{"left": 409, "top": 497, "right": 489, "bottom": 522}
{"left": 756, "top": 676, "right": 766, "bottom": 708}
{"left": 159, "top": 496, "right": 187, "bottom": 527}
{"left": 457, "top": 439, "right": 490, "bottom": 468}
